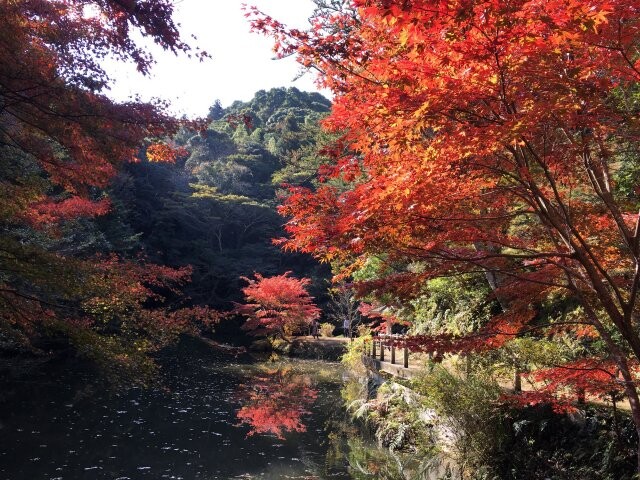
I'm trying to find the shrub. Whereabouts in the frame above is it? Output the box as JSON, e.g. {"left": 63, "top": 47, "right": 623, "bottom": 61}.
{"left": 412, "top": 365, "right": 506, "bottom": 476}
{"left": 319, "top": 322, "right": 335, "bottom": 337}
{"left": 356, "top": 324, "right": 372, "bottom": 337}
{"left": 283, "top": 319, "right": 308, "bottom": 337}
{"left": 341, "top": 334, "right": 371, "bottom": 375}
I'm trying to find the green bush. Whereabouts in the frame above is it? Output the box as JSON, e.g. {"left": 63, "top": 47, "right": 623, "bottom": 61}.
{"left": 341, "top": 334, "right": 370, "bottom": 375}
{"left": 412, "top": 366, "right": 505, "bottom": 476}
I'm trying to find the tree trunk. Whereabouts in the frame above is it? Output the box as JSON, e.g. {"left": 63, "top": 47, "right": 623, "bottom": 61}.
{"left": 616, "top": 359, "right": 640, "bottom": 474}
{"left": 612, "top": 393, "right": 620, "bottom": 445}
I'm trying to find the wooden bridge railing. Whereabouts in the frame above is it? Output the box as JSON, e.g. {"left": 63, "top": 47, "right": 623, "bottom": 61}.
{"left": 366, "top": 334, "right": 410, "bottom": 369}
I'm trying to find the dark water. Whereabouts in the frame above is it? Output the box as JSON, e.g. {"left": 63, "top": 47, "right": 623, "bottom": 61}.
{"left": 0, "top": 339, "right": 398, "bottom": 480}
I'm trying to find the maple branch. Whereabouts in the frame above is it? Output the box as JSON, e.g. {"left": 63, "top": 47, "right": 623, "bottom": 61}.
{"left": 410, "top": 249, "right": 571, "bottom": 290}
{"left": 582, "top": 139, "right": 635, "bottom": 256}
{"left": 0, "top": 287, "right": 68, "bottom": 311}
{"left": 615, "top": 19, "right": 640, "bottom": 80}
{"left": 545, "top": 363, "right": 618, "bottom": 379}
{"left": 519, "top": 136, "right": 627, "bottom": 313}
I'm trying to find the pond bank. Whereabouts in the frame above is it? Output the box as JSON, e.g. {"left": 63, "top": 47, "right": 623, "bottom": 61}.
{"left": 249, "top": 335, "right": 348, "bottom": 361}
{"left": 345, "top": 341, "right": 639, "bottom": 480}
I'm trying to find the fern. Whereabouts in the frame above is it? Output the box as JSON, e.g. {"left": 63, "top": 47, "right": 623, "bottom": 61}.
{"left": 389, "top": 422, "right": 409, "bottom": 452}
{"left": 349, "top": 398, "right": 374, "bottom": 421}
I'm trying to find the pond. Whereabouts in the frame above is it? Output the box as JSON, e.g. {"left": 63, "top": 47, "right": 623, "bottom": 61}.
{"left": 0, "top": 338, "right": 430, "bottom": 480}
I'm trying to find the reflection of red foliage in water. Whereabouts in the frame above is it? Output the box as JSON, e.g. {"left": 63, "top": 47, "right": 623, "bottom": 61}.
{"left": 236, "top": 368, "right": 318, "bottom": 439}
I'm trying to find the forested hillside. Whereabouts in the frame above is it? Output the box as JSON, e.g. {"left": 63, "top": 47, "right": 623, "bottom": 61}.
{"left": 0, "top": 83, "right": 332, "bottom": 378}
{"left": 109, "top": 87, "right": 332, "bottom": 308}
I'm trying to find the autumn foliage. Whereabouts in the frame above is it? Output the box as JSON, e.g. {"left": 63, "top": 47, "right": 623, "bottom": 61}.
{"left": 235, "top": 272, "right": 321, "bottom": 337}
{"left": 0, "top": 0, "right": 214, "bottom": 378}
{"left": 1, "top": 0, "right": 205, "bottom": 201}
{"left": 250, "top": 0, "right": 640, "bottom": 464}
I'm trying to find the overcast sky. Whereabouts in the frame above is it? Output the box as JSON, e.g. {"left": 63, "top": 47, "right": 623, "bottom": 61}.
{"left": 104, "top": 0, "right": 329, "bottom": 118}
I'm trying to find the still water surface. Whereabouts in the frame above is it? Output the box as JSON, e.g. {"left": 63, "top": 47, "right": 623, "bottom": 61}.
{"left": 0, "top": 339, "right": 404, "bottom": 480}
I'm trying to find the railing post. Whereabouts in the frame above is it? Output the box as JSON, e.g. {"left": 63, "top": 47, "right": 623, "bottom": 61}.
{"left": 391, "top": 343, "right": 396, "bottom": 364}
{"left": 380, "top": 338, "right": 385, "bottom": 362}
{"left": 372, "top": 339, "right": 376, "bottom": 358}
{"left": 403, "top": 347, "right": 409, "bottom": 368}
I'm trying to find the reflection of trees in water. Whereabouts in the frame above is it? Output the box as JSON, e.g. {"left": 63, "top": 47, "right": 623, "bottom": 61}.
{"left": 235, "top": 366, "right": 318, "bottom": 439}
{"left": 234, "top": 363, "right": 450, "bottom": 478}
{"left": 344, "top": 437, "right": 450, "bottom": 480}
{"left": 327, "top": 377, "right": 449, "bottom": 480}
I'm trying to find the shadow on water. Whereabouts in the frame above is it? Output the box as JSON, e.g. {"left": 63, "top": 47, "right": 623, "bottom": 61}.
{"left": 0, "top": 337, "right": 438, "bottom": 479}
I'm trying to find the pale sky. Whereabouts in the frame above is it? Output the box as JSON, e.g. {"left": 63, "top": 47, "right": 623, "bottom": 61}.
{"left": 104, "top": 0, "right": 330, "bottom": 118}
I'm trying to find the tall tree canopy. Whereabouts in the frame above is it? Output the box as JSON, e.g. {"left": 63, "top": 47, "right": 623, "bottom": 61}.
{"left": 1, "top": 0, "right": 202, "bottom": 194}
{"left": 250, "top": 0, "right": 640, "bottom": 467}
{"left": 0, "top": 0, "right": 214, "bottom": 380}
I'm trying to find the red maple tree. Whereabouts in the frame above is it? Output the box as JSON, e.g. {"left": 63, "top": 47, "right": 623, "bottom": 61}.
{"left": 235, "top": 272, "right": 321, "bottom": 337}
{"left": 249, "top": 0, "right": 640, "bottom": 467}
